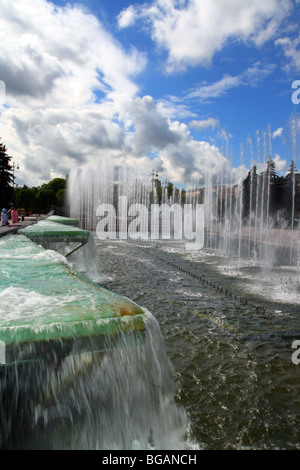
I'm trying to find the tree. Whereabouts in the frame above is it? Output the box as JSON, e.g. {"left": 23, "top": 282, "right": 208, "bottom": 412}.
{"left": 15, "top": 187, "right": 36, "bottom": 215}
{"left": 166, "top": 182, "right": 172, "bottom": 198}
{"left": 0, "top": 139, "right": 14, "bottom": 208}
{"left": 265, "top": 157, "right": 277, "bottom": 182}
{"left": 242, "top": 165, "right": 258, "bottom": 222}
{"left": 284, "top": 161, "right": 299, "bottom": 227}
{"left": 242, "top": 169, "right": 251, "bottom": 220}
{"left": 12, "top": 176, "right": 67, "bottom": 214}
{"left": 35, "top": 188, "right": 57, "bottom": 213}
{"left": 262, "top": 157, "right": 284, "bottom": 219}
{"left": 56, "top": 188, "right": 66, "bottom": 208}
{"left": 46, "top": 177, "right": 66, "bottom": 194}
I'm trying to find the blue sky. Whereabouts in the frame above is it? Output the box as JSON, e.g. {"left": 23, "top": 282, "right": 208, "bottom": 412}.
{"left": 0, "top": 0, "right": 300, "bottom": 187}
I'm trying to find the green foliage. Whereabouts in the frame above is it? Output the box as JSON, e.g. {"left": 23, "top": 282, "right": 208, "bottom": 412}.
{"left": 167, "top": 182, "right": 174, "bottom": 199}
{"left": 156, "top": 186, "right": 162, "bottom": 204}
{"left": 56, "top": 188, "right": 66, "bottom": 207}
{"left": 0, "top": 139, "right": 14, "bottom": 208}
{"left": 35, "top": 188, "right": 57, "bottom": 213}
{"left": 0, "top": 139, "right": 67, "bottom": 215}
{"left": 46, "top": 178, "right": 66, "bottom": 194}
{"left": 242, "top": 158, "right": 300, "bottom": 227}
{"left": 15, "top": 187, "right": 36, "bottom": 213}
{"left": 13, "top": 177, "right": 67, "bottom": 214}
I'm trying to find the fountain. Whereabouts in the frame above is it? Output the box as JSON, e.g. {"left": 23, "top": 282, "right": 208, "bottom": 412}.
{"left": 1, "top": 121, "right": 298, "bottom": 449}
{"left": 68, "top": 147, "right": 299, "bottom": 267}
{"left": 67, "top": 126, "right": 300, "bottom": 317}
{"left": 63, "top": 123, "right": 300, "bottom": 449}
{"left": 199, "top": 166, "right": 300, "bottom": 267}
{"left": 19, "top": 218, "right": 90, "bottom": 245}
{"left": 0, "top": 217, "right": 189, "bottom": 449}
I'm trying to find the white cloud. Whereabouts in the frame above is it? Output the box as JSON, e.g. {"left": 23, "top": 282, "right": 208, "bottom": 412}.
{"left": 273, "top": 153, "right": 287, "bottom": 173}
{"left": 157, "top": 96, "right": 197, "bottom": 120}
{"left": 0, "top": 0, "right": 147, "bottom": 106}
{"left": 275, "top": 35, "right": 300, "bottom": 71}
{"left": 125, "top": 95, "right": 181, "bottom": 155}
{"left": 154, "top": 120, "right": 230, "bottom": 184}
{"left": 1, "top": 0, "right": 288, "bottom": 190}
{"left": 115, "top": 98, "right": 232, "bottom": 185}
{"left": 190, "top": 118, "right": 220, "bottom": 131}
{"left": 187, "top": 62, "right": 276, "bottom": 101}
{"left": 121, "top": 0, "right": 292, "bottom": 72}
{"left": 273, "top": 127, "right": 284, "bottom": 138}
{"left": 0, "top": 0, "right": 147, "bottom": 184}
{"left": 118, "top": 5, "right": 138, "bottom": 29}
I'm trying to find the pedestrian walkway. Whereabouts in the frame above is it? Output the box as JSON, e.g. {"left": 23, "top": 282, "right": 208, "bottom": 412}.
{"left": 0, "top": 215, "right": 46, "bottom": 238}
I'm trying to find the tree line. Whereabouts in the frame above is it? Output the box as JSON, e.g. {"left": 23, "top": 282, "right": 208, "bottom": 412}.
{"left": 242, "top": 158, "right": 300, "bottom": 228}
{"left": 0, "top": 138, "right": 66, "bottom": 214}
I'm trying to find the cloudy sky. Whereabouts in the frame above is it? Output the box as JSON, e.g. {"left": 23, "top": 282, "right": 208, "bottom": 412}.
{"left": 0, "top": 0, "right": 300, "bottom": 188}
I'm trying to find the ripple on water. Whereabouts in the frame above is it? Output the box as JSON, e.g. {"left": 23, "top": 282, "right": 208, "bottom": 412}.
{"left": 96, "top": 240, "right": 300, "bottom": 450}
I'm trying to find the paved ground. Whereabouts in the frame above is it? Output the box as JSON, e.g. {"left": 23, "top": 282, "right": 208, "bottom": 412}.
{"left": 0, "top": 215, "right": 46, "bottom": 238}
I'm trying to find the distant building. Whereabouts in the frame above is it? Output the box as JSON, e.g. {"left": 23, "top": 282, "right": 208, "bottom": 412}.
{"left": 186, "top": 185, "right": 239, "bottom": 200}
{"left": 151, "top": 171, "right": 161, "bottom": 190}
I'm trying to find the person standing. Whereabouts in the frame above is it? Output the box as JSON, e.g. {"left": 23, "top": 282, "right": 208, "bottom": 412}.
{"left": 11, "top": 206, "right": 19, "bottom": 225}
{"left": 1, "top": 209, "right": 9, "bottom": 226}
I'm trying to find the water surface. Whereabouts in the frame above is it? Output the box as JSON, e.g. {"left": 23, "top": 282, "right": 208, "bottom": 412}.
{"left": 95, "top": 239, "right": 300, "bottom": 450}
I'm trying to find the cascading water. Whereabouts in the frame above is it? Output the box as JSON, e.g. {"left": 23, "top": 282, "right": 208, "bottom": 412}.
{"left": 0, "top": 234, "right": 191, "bottom": 450}
{"left": 3, "top": 315, "right": 189, "bottom": 450}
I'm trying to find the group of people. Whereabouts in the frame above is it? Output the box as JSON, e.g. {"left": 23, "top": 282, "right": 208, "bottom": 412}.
{"left": 0, "top": 207, "right": 20, "bottom": 227}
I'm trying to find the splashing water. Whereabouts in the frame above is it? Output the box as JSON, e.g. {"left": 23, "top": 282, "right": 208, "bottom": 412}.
{"left": 68, "top": 152, "right": 300, "bottom": 268}
{"left": 0, "top": 234, "right": 193, "bottom": 450}
{"left": 2, "top": 314, "right": 190, "bottom": 450}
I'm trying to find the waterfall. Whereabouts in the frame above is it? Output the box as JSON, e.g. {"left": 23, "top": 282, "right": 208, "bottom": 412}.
{"left": 1, "top": 313, "right": 189, "bottom": 449}
{"left": 0, "top": 234, "right": 190, "bottom": 450}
